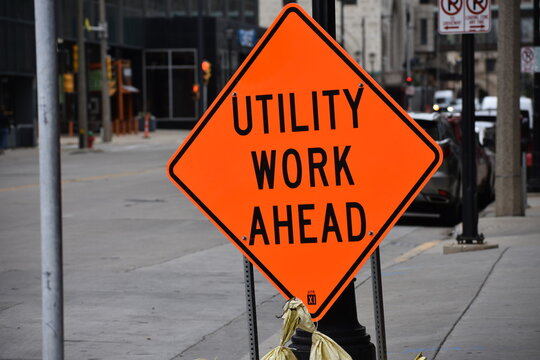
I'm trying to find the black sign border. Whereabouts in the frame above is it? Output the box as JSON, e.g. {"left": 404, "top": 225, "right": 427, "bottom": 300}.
{"left": 168, "top": 4, "right": 441, "bottom": 319}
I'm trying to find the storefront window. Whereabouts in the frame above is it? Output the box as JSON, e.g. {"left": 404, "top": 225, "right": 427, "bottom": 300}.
{"left": 145, "top": 49, "right": 197, "bottom": 121}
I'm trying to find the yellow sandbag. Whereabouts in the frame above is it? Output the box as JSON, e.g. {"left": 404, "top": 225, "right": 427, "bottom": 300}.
{"left": 282, "top": 297, "right": 317, "bottom": 334}
{"left": 260, "top": 298, "right": 305, "bottom": 360}
{"left": 309, "top": 331, "right": 353, "bottom": 360}
{"left": 261, "top": 346, "right": 298, "bottom": 360}
{"left": 261, "top": 297, "right": 353, "bottom": 360}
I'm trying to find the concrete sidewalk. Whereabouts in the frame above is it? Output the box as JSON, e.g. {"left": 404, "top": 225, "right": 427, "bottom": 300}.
{"left": 356, "top": 195, "right": 540, "bottom": 360}
{"left": 251, "top": 195, "right": 540, "bottom": 360}
{"left": 2, "top": 131, "right": 539, "bottom": 359}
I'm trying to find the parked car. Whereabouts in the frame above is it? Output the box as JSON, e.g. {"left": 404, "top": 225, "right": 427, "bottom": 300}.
{"left": 406, "top": 112, "right": 462, "bottom": 224}
{"left": 406, "top": 112, "right": 495, "bottom": 224}
{"left": 446, "top": 112, "right": 495, "bottom": 207}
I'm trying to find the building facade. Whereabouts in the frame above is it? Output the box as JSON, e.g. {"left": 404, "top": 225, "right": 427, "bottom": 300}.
{"left": 0, "top": 0, "right": 262, "bottom": 147}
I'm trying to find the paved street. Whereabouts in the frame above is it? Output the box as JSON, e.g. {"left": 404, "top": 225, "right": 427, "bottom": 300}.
{"left": 1, "top": 130, "right": 539, "bottom": 359}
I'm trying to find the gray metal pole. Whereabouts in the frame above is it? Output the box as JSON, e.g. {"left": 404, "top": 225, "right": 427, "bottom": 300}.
{"left": 495, "top": 0, "right": 524, "bottom": 216}
{"left": 99, "top": 0, "right": 112, "bottom": 142}
{"left": 34, "top": 0, "right": 65, "bottom": 359}
{"left": 370, "top": 248, "right": 387, "bottom": 360}
{"left": 77, "top": 0, "right": 88, "bottom": 148}
{"left": 243, "top": 257, "right": 259, "bottom": 360}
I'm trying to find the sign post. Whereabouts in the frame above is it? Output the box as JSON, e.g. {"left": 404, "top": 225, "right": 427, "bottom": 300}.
{"left": 457, "top": 33, "right": 484, "bottom": 243}
{"left": 168, "top": 4, "right": 442, "bottom": 358}
{"left": 438, "top": 0, "right": 490, "bottom": 243}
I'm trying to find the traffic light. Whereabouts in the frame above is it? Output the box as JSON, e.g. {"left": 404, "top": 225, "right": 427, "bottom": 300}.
{"left": 106, "top": 55, "right": 112, "bottom": 80}
{"left": 192, "top": 83, "right": 200, "bottom": 100}
{"left": 406, "top": 76, "right": 412, "bottom": 84}
{"left": 73, "top": 44, "right": 79, "bottom": 73}
{"left": 201, "top": 60, "right": 212, "bottom": 84}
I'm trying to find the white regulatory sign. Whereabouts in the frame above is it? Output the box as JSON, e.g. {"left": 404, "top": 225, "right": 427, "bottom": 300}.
{"left": 439, "top": 0, "right": 491, "bottom": 35}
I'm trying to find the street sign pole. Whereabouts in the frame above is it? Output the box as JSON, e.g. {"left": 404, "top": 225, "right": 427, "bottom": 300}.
{"left": 34, "top": 0, "right": 65, "bottom": 358}
{"left": 370, "top": 249, "right": 387, "bottom": 360}
{"left": 289, "top": 2, "right": 375, "bottom": 359}
{"left": 243, "top": 257, "right": 260, "bottom": 360}
{"left": 457, "top": 34, "right": 484, "bottom": 243}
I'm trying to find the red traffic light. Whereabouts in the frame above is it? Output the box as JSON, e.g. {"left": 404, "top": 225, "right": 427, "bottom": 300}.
{"left": 406, "top": 76, "right": 412, "bottom": 83}
{"left": 201, "top": 60, "right": 211, "bottom": 72}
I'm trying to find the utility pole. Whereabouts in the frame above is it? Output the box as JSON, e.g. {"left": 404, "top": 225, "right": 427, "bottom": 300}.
{"left": 34, "top": 0, "right": 65, "bottom": 358}
{"left": 99, "top": 0, "right": 112, "bottom": 142}
{"left": 529, "top": 0, "right": 540, "bottom": 192}
{"left": 77, "top": 0, "right": 88, "bottom": 149}
{"left": 496, "top": 0, "right": 524, "bottom": 216}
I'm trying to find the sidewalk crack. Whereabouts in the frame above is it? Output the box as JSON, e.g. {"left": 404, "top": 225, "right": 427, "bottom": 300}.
{"left": 432, "top": 246, "right": 509, "bottom": 360}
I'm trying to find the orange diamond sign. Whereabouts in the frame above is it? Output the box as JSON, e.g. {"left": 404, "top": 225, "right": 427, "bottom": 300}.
{"left": 168, "top": 4, "right": 442, "bottom": 321}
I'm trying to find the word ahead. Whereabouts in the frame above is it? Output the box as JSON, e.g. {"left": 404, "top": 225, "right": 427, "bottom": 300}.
{"left": 248, "top": 202, "right": 366, "bottom": 246}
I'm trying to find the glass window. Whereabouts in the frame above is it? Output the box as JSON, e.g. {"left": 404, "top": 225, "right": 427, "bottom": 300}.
{"left": 420, "top": 18, "right": 428, "bottom": 46}
{"left": 172, "top": 51, "right": 195, "bottom": 65}
{"left": 172, "top": 69, "right": 196, "bottom": 117}
{"left": 146, "top": 69, "right": 170, "bottom": 118}
{"left": 521, "top": 17, "right": 533, "bottom": 44}
{"left": 146, "top": 51, "right": 168, "bottom": 66}
{"left": 485, "top": 58, "right": 496, "bottom": 73}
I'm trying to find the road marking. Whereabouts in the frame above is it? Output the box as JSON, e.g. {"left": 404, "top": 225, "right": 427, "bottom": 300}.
{"left": 393, "top": 240, "right": 442, "bottom": 264}
{"left": 0, "top": 167, "right": 162, "bottom": 193}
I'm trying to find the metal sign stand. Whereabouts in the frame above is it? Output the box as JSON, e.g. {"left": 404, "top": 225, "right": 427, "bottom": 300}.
{"left": 243, "top": 257, "right": 260, "bottom": 360}
{"left": 370, "top": 248, "right": 387, "bottom": 360}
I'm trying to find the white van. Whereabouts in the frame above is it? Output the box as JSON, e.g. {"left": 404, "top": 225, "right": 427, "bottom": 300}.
{"left": 433, "top": 90, "right": 455, "bottom": 111}
{"left": 480, "top": 96, "right": 534, "bottom": 129}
